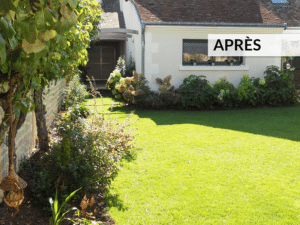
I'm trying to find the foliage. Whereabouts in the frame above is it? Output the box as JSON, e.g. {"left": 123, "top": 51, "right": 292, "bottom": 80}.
{"left": 263, "top": 65, "right": 299, "bottom": 106}
{"left": 0, "top": 0, "right": 102, "bottom": 114}
{"left": 115, "top": 55, "right": 126, "bottom": 77}
{"left": 67, "top": 103, "right": 90, "bottom": 121}
{"left": 235, "top": 74, "right": 257, "bottom": 106}
{"left": 176, "top": 75, "right": 218, "bottom": 109}
{"left": 130, "top": 72, "right": 155, "bottom": 107}
{"left": 151, "top": 75, "right": 179, "bottom": 108}
{"left": 107, "top": 70, "right": 142, "bottom": 104}
{"left": 124, "top": 56, "right": 136, "bottom": 78}
{"left": 106, "top": 69, "right": 122, "bottom": 91}
{"left": 63, "top": 74, "right": 89, "bottom": 109}
{"left": 213, "top": 76, "right": 237, "bottom": 108}
{"left": 21, "top": 83, "right": 136, "bottom": 212}
{"left": 114, "top": 55, "right": 136, "bottom": 78}
{"left": 49, "top": 183, "right": 81, "bottom": 225}
{"left": 108, "top": 70, "right": 179, "bottom": 108}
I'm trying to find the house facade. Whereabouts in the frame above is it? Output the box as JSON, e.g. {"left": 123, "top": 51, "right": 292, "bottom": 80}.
{"left": 88, "top": 0, "right": 300, "bottom": 89}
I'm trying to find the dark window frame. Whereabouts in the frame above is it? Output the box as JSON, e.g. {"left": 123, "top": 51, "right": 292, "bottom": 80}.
{"left": 182, "top": 39, "right": 243, "bottom": 66}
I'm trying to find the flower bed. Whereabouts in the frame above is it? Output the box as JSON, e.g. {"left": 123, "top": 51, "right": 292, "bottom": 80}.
{"left": 106, "top": 65, "right": 300, "bottom": 110}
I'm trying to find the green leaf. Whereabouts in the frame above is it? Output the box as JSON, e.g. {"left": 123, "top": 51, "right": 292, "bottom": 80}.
{"left": 0, "top": 60, "right": 7, "bottom": 72}
{"left": 15, "top": 19, "right": 37, "bottom": 44}
{"left": 55, "top": 13, "right": 76, "bottom": 34}
{"left": 0, "top": 17, "right": 16, "bottom": 38}
{"left": 0, "top": 0, "right": 17, "bottom": 16}
{"left": 13, "top": 58, "right": 26, "bottom": 74}
{"left": 2, "top": 121, "right": 6, "bottom": 126}
{"left": 8, "top": 36, "right": 18, "bottom": 49}
{"left": 57, "top": 187, "right": 81, "bottom": 220}
{"left": 0, "top": 33, "right": 5, "bottom": 52}
{"left": 13, "top": 107, "right": 20, "bottom": 117}
{"left": 40, "top": 30, "right": 57, "bottom": 41}
{"left": 0, "top": 47, "right": 6, "bottom": 65}
{"left": 67, "top": 0, "right": 77, "bottom": 9}
{"left": 20, "top": 99, "right": 28, "bottom": 108}
{"left": 36, "top": 7, "right": 57, "bottom": 30}
{"left": 22, "top": 38, "right": 46, "bottom": 53}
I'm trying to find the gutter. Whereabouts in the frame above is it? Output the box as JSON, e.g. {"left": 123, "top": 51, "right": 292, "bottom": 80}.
{"left": 143, "top": 21, "right": 287, "bottom": 28}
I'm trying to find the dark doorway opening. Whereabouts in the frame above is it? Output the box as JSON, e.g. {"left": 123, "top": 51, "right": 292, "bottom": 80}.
{"left": 85, "top": 40, "right": 124, "bottom": 82}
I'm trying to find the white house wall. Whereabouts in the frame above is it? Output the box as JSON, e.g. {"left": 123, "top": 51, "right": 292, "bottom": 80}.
{"left": 119, "top": 0, "right": 142, "bottom": 73}
{"left": 144, "top": 26, "right": 284, "bottom": 91}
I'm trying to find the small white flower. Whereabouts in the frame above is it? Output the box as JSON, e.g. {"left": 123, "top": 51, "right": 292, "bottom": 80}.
{"left": 49, "top": 198, "right": 53, "bottom": 205}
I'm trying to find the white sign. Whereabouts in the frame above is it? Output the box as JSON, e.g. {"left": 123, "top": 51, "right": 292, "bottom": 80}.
{"left": 208, "top": 34, "right": 300, "bottom": 57}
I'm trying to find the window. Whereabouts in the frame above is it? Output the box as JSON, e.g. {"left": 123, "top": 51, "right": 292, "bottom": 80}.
{"left": 182, "top": 39, "right": 243, "bottom": 66}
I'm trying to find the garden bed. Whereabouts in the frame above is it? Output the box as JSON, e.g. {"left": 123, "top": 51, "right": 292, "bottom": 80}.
{"left": 0, "top": 113, "right": 115, "bottom": 225}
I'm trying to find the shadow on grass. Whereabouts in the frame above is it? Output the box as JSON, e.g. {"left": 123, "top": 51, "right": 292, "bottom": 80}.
{"left": 110, "top": 102, "right": 300, "bottom": 142}
{"left": 105, "top": 190, "right": 129, "bottom": 212}
{"left": 122, "top": 148, "right": 140, "bottom": 162}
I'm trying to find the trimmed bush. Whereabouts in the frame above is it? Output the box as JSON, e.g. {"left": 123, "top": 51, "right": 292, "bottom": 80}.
{"left": 235, "top": 74, "right": 257, "bottom": 107}
{"left": 213, "top": 76, "right": 237, "bottom": 108}
{"left": 177, "top": 75, "right": 218, "bottom": 109}
{"left": 263, "top": 65, "right": 299, "bottom": 106}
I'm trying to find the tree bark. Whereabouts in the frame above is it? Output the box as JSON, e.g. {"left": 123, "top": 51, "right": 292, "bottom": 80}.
{"left": 34, "top": 88, "right": 49, "bottom": 153}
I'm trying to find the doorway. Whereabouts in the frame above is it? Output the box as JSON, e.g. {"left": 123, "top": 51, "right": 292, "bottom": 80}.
{"left": 86, "top": 41, "right": 124, "bottom": 81}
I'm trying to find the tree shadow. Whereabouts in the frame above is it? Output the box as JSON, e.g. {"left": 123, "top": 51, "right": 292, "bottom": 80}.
{"left": 111, "top": 102, "right": 300, "bottom": 142}
{"left": 105, "top": 190, "right": 129, "bottom": 212}
{"left": 122, "top": 147, "right": 141, "bottom": 162}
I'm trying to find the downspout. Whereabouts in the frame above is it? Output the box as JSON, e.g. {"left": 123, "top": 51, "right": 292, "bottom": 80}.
{"left": 142, "top": 23, "right": 145, "bottom": 75}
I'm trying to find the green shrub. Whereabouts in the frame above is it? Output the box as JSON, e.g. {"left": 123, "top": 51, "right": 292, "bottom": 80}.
{"left": 63, "top": 74, "right": 89, "bottom": 109}
{"left": 67, "top": 104, "right": 90, "bottom": 121}
{"left": 115, "top": 56, "right": 126, "bottom": 77}
{"left": 177, "top": 75, "right": 218, "bottom": 109}
{"left": 251, "top": 77, "right": 268, "bottom": 106}
{"left": 124, "top": 56, "right": 136, "bottom": 78}
{"left": 20, "top": 101, "right": 136, "bottom": 212}
{"left": 235, "top": 74, "right": 257, "bottom": 106}
{"left": 213, "top": 76, "right": 237, "bottom": 108}
{"left": 263, "top": 65, "right": 299, "bottom": 106}
{"left": 106, "top": 69, "right": 122, "bottom": 92}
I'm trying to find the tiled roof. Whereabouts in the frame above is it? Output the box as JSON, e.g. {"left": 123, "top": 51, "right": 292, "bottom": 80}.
{"left": 132, "top": 0, "right": 300, "bottom": 27}
{"left": 256, "top": 0, "right": 300, "bottom": 27}
{"left": 100, "top": 0, "right": 125, "bottom": 28}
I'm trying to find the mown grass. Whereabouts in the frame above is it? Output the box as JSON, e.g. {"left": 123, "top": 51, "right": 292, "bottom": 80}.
{"left": 84, "top": 92, "right": 300, "bottom": 224}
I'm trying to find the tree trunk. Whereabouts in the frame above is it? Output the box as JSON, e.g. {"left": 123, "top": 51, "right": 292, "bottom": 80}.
{"left": 34, "top": 88, "right": 49, "bottom": 153}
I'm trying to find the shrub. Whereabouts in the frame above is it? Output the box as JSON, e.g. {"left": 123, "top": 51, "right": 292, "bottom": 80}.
{"left": 21, "top": 89, "right": 136, "bottom": 212}
{"left": 263, "top": 65, "right": 299, "bottom": 106}
{"left": 115, "top": 56, "right": 126, "bottom": 77}
{"left": 124, "top": 56, "right": 136, "bottom": 78}
{"left": 213, "top": 76, "right": 237, "bottom": 108}
{"left": 63, "top": 74, "right": 89, "bottom": 109}
{"left": 106, "top": 69, "right": 122, "bottom": 91}
{"left": 131, "top": 72, "right": 156, "bottom": 107}
{"left": 251, "top": 77, "right": 268, "bottom": 106}
{"left": 177, "top": 75, "right": 218, "bottom": 109}
{"left": 67, "top": 103, "right": 90, "bottom": 121}
{"left": 235, "top": 74, "right": 257, "bottom": 106}
{"left": 153, "top": 75, "right": 180, "bottom": 108}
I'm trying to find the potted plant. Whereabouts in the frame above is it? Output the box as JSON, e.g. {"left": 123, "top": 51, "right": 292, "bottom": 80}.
{"left": 190, "top": 59, "right": 197, "bottom": 66}
{"left": 210, "top": 59, "right": 216, "bottom": 66}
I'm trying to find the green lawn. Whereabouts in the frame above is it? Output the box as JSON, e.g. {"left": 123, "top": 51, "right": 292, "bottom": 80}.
{"left": 85, "top": 93, "right": 300, "bottom": 224}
